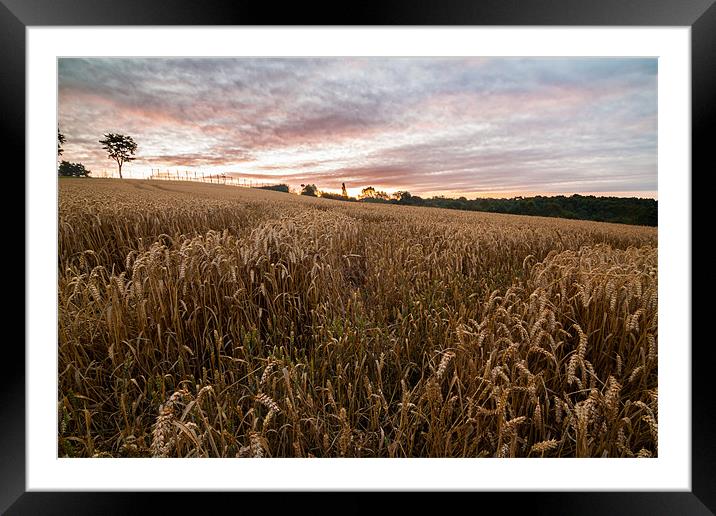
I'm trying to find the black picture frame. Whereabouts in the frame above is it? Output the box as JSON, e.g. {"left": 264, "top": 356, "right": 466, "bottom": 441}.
{"left": 4, "top": 0, "right": 712, "bottom": 513}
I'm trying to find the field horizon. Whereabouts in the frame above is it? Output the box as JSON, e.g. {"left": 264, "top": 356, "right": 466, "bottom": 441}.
{"left": 59, "top": 177, "right": 658, "bottom": 226}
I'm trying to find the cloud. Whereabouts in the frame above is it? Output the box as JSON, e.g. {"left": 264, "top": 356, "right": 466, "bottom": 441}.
{"left": 58, "top": 57, "right": 657, "bottom": 196}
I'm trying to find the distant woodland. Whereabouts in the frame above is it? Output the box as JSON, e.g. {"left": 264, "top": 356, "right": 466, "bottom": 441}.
{"left": 383, "top": 193, "right": 658, "bottom": 226}
{"left": 296, "top": 184, "right": 658, "bottom": 227}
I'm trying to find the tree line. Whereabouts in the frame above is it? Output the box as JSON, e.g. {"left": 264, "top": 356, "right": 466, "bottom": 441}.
{"left": 392, "top": 192, "right": 657, "bottom": 226}
{"left": 299, "top": 184, "right": 656, "bottom": 226}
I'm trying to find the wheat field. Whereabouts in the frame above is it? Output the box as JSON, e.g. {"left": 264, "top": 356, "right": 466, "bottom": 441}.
{"left": 58, "top": 178, "right": 658, "bottom": 458}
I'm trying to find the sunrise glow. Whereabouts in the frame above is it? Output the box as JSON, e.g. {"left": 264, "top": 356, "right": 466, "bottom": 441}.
{"left": 58, "top": 57, "right": 657, "bottom": 198}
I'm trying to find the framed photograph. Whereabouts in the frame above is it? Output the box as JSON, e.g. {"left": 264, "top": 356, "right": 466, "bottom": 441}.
{"left": 6, "top": 0, "right": 712, "bottom": 513}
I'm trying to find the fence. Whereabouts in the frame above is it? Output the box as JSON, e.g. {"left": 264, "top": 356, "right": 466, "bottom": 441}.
{"left": 149, "top": 169, "right": 273, "bottom": 188}
{"left": 97, "top": 168, "right": 274, "bottom": 189}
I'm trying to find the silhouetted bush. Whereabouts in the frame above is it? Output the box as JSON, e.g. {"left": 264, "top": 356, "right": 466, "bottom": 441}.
{"left": 320, "top": 191, "right": 357, "bottom": 202}
{"left": 58, "top": 161, "right": 91, "bottom": 177}
{"left": 257, "top": 184, "right": 290, "bottom": 193}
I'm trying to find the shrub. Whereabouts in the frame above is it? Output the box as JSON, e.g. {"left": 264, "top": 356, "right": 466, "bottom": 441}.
{"left": 58, "top": 161, "right": 91, "bottom": 177}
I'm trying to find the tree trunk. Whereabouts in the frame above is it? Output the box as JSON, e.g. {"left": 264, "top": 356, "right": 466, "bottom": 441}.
{"left": 118, "top": 162, "right": 123, "bottom": 179}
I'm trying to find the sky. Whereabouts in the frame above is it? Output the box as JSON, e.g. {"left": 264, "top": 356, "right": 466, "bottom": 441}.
{"left": 58, "top": 57, "right": 657, "bottom": 199}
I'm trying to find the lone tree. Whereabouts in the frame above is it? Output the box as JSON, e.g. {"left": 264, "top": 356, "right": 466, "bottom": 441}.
{"left": 393, "top": 190, "right": 412, "bottom": 203}
{"left": 99, "top": 133, "right": 137, "bottom": 178}
{"left": 301, "top": 184, "right": 318, "bottom": 197}
{"left": 360, "top": 186, "right": 376, "bottom": 199}
{"left": 58, "top": 130, "right": 66, "bottom": 156}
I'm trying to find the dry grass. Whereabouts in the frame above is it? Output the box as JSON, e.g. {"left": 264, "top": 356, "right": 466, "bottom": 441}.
{"left": 58, "top": 178, "right": 658, "bottom": 458}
